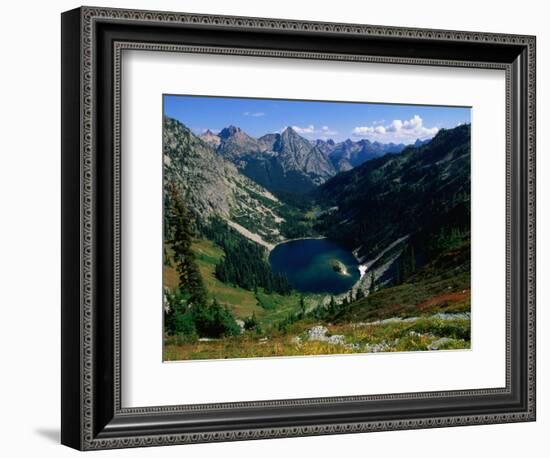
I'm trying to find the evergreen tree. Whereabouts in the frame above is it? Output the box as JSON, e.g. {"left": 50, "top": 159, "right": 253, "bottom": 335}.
{"left": 328, "top": 296, "right": 337, "bottom": 315}
{"left": 167, "top": 185, "right": 207, "bottom": 307}
{"left": 192, "top": 298, "right": 241, "bottom": 338}
{"left": 369, "top": 271, "right": 376, "bottom": 295}
{"left": 395, "top": 243, "right": 417, "bottom": 285}
{"left": 244, "top": 313, "right": 260, "bottom": 331}
{"left": 204, "top": 218, "right": 291, "bottom": 295}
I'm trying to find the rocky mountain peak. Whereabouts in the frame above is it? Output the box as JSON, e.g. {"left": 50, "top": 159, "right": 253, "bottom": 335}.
{"left": 276, "top": 127, "right": 316, "bottom": 161}
{"left": 413, "top": 138, "right": 430, "bottom": 148}
{"left": 219, "top": 125, "right": 242, "bottom": 139}
{"left": 199, "top": 129, "right": 222, "bottom": 148}
{"left": 217, "top": 125, "right": 263, "bottom": 160}
{"left": 315, "top": 138, "right": 336, "bottom": 147}
{"left": 280, "top": 126, "right": 302, "bottom": 140}
{"left": 282, "top": 126, "right": 310, "bottom": 143}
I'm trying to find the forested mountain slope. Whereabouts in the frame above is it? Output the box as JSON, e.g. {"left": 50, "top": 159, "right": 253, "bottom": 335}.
{"left": 316, "top": 124, "right": 471, "bottom": 262}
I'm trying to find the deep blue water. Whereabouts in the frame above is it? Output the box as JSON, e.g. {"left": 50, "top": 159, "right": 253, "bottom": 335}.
{"left": 268, "top": 238, "right": 360, "bottom": 294}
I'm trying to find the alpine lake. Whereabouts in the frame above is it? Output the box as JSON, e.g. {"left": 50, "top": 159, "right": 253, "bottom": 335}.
{"left": 268, "top": 238, "right": 360, "bottom": 295}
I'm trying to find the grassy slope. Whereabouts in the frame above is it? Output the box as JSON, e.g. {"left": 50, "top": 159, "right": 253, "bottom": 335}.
{"left": 164, "top": 239, "right": 319, "bottom": 325}
{"left": 165, "top": 315, "right": 470, "bottom": 360}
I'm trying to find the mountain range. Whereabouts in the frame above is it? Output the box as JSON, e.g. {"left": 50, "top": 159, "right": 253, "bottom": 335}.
{"left": 314, "top": 138, "right": 411, "bottom": 172}
{"left": 199, "top": 125, "right": 426, "bottom": 194}
{"left": 202, "top": 125, "right": 334, "bottom": 194}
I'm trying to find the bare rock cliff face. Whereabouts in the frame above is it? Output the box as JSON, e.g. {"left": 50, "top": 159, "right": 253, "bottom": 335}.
{"left": 198, "top": 129, "right": 221, "bottom": 148}
{"left": 275, "top": 127, "right": 336, "bottom": 184}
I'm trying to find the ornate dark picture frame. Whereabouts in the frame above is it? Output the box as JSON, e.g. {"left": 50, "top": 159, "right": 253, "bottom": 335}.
{"left": 61, "top": 6, "right": 536, "bottom": 451}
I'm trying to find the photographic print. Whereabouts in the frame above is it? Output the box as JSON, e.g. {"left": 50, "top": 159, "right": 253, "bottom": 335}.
{"left": 163, "top": 95, "right": 471, "bottom": 361}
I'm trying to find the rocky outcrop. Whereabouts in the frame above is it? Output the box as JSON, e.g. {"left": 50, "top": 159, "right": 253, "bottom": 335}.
{"left": 199, "top": 129, "right": 221, "bottom": 148}
{"left": 306, "top": 326, "right": 347, "bottom": 345}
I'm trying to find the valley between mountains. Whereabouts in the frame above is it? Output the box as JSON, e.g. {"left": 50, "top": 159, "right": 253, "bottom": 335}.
{"left": 163, "top": 116, "right": 471, "bottom": 360}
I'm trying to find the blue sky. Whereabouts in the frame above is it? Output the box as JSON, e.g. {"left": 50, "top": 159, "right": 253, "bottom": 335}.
{"left": 164, "top": 95, "right": 470, "bottom": 144}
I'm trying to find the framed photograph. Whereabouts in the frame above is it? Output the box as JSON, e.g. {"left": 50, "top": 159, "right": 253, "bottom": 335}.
{"left": 61, "top": 6, "right": 536, "bottom": 450}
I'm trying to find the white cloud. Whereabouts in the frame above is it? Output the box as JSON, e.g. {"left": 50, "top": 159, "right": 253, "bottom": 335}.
{"left": 352, "top": 115, "right": 439, "bottom": 143}
{"left": 403, "top": 115, "right": 423, "bottom": 130}
{"left": 351, "top": 125, "right": 386, "bottom": 136}
{"left": 243, "top": 111, "right": 265, "bottom": 117}
{"left": 291, "top": 124, "right": 338, "bottom": 138}
{"left": 292, "top": 124, "right": 315, "bottom": 134}
{"left": 387, "top": 119, "right": 402, "bottom": 132}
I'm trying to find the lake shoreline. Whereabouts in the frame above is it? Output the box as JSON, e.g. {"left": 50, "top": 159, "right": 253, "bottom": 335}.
{"left": 268, "top": 235, "right": 328, "bottom": 253}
